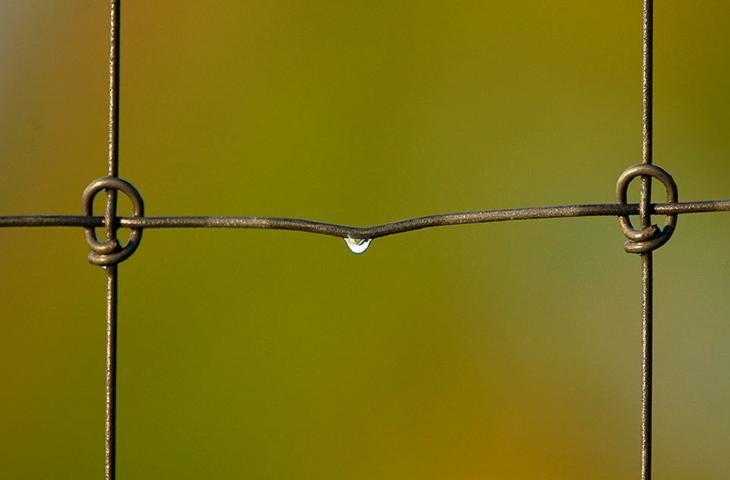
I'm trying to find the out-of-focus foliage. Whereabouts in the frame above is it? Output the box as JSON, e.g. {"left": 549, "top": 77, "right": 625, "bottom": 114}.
{"left": 1, "top": 2, "right": 729, "bottom": 479}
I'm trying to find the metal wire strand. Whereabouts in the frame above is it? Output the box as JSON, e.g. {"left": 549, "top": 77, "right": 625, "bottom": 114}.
{"left": 104, "top": 264, "right": 118, "bottom": 480}
{"left": 105, "top": 0, "right": 120, "bottom": 245}
{"left": 0, "top": 199, "right": 728, "bottom": 237}
{"left": 639, "top": 2, "right": 654, "bottom": 479}
{"left": 105, "top": 2, "right": 121, "bottom": 479}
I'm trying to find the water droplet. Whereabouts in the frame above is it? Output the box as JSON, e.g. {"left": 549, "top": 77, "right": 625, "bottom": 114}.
{"left": 344, "top": 237, "right": 372, "bottom": 254}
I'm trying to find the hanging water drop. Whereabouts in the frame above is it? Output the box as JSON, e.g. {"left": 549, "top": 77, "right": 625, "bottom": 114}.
{"left": 344, "top": 237, "right": 372, "bottom": 254}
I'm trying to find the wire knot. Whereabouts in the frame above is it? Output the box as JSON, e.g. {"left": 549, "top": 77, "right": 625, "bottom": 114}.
{"left": 82, "top": 176, "right": 144, "bottom": 266}
{"left": 616, "top": 164, "right": 678, "bottom": 254}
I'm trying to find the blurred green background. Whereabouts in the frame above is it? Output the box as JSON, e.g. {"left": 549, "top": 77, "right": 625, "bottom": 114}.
{"left": 1, "top": 1, "right": 729, "bottom": 478}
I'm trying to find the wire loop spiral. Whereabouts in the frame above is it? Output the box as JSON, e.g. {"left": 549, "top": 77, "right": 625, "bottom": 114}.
{"left": 82, "top": 176, "right": 144, "bottom": 266}
{"left": 617, "top": 164, "right": 678, "bottom": 254}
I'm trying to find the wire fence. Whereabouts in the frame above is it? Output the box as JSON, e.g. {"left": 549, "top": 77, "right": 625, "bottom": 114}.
{"left": 2, "top": 1, "right": 729, "bottom": 479}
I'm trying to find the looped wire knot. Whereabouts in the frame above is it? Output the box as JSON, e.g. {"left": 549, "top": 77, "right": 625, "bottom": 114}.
{"left": 82, "top": 176, "right": 144, "bottom": 266}
{"left": 616, "top": 164, "right": 678, "bottom": 254}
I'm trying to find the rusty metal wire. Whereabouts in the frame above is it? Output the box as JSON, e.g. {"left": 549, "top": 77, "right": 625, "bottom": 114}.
{"left": 1, "top": 199, "right": 729, "bottom": 237}
{"left": 639, "top": 3, "right": 655, "bottom": 478}
{"left": 618, "top": 164, "right": 678, "bottom": 254}
{"left": 2, "top": 0, "right": 729, "bottom": 479}
{"left": 104, "top": 2, "right": 121, "bottom": 480}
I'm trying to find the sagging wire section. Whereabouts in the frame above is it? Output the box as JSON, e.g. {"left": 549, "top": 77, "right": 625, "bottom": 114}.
{"left": 2, "top": 199, "right": 728, "bottom": 232}
{"left": 0, "top": 171, "right": 728, "bottom": 261}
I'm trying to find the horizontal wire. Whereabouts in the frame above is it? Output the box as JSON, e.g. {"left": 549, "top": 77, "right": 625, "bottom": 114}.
{"left": 0, "top": 199, "right": 728, "bottom": 239}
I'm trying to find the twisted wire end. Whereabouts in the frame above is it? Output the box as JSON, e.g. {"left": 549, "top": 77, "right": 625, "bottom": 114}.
{"left": 617, "top": 164, "right": 678, "bottom": 254}
{"left": 83, "top": 176, "right": 144, "bottom": 266}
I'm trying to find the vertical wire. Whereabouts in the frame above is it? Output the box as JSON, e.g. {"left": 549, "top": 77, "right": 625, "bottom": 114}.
{"left": 106, "top": 0, "right": 120, "bottom": 237}
{"left": 641, "top": 253, "right": 653, "bottom": 480}
{"left": 108, "top": 0, "right": 120, "bottom": 179}
{"left": 105, "top": 265, "right": 118, "bottom": 480}
{"left": 641, "top": 0, "right": 653, "bottom": 170}
{"left": 640, "top": 1, "right": 653, "bottom": 480}
{"left": 105, "top": 2, "right": 121, "bottom": 480}
{"left": 641, "top": 0, "right": 653, "bottom": 203}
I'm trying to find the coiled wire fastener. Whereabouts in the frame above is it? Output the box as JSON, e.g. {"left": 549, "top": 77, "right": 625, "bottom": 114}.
{"left": 82, "top": 176, "right": 144, "bottom": 266}
{"left": 617, "top": 164, "right": 678, "bottom": 254}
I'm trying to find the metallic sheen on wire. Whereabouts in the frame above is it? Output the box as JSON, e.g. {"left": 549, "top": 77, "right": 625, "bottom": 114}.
{"left": 105, "top": 2, "right": 121, "bottom": 480}
{"left": 0, "top": 199, "right": 728, "bottom": 238}
{"left": 639, "top": 2, "right": 654, "bottom": 479}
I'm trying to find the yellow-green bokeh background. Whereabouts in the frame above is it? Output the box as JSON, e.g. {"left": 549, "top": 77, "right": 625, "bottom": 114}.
{"left": 2, "top": 1, "right": 729, "bottom": 478}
